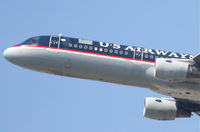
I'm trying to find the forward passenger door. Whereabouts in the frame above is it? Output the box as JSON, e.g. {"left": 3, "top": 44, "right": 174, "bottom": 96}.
{"left": 47, "top": 36, "right": 61, "bottom": 53}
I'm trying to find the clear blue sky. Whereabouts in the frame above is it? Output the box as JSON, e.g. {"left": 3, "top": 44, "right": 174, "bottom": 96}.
{"left": 0, "top": 0, "right": 199, "bottom": 132}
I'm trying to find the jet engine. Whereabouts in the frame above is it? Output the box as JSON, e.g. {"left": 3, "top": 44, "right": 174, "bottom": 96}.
{"left": 154, "top": 58, "right": 200, "bottom": 81}
{"left": 143, "top": 97, "right": 191, "bottom": 120}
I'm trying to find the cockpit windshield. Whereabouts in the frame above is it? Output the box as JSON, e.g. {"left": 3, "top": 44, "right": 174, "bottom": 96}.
{"left": 20, "top": 36, "right": 50, "bottom": 46}
{"left": 22, "top": 37, "right": 40, "bottom": 45}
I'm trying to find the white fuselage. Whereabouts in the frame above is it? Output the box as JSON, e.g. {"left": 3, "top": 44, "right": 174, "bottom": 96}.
{"left": 4, "top": 46, "right": 200, "bottom": 103}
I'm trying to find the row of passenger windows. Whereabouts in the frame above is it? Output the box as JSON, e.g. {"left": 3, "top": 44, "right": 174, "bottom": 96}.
{"left": 143, "top": 54, "right": 168, "bottom": 60}
{"left": 61, "top": 43, "right": 129, "bottom": 55}
{"left": 60, "top": 43, "right": 162, "bottom": 59}
{"left": 144, "top": 54, "right": 155, "bottom": 59}
{"left": 136, "top": 53, "right": 155, "bottom": 59}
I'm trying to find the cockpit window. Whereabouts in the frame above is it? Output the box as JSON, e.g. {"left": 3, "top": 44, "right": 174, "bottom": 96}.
{"left": 38, "top": 36, "right": 50, "bottom": 46}
{"left": 22, "top": 37, "right": 40, "bottom": 45}
{"left": 20, "top": 36, "right": 50, "bottom": 46}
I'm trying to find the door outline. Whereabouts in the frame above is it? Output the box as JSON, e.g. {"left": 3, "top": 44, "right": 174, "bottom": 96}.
{"left": 49, "top": 36, "right": 61, "bottom": 49}
{"left": 47, "top": 36, "right": 61, "bottom": 53}
{"left": 134, "top": 47, "right": 144, "bottom": 61}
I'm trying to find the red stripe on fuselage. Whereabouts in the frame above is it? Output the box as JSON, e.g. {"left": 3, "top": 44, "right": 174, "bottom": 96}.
{"left": 11, "top": 45, "right": 155, "bottom": 63}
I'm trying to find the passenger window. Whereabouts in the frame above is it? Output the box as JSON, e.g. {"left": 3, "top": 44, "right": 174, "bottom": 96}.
{"left": 104, "top": 48, "right": 108, "bottom": 52}
{"left": 99, "top": 48, "right": 103, "bottom": 52}
{"left": 79, "top": 45, "right": 83, "bottom": 49}
{"left": 84, "top": 45, "right": 88, "bottom": 49}
{"left": 94, "top": 47, "right": 98, "bottom": 51}
{"left": 89, "top": 46, "right": 93, "bottom": 50}
{"left": 114, "top": 50, "right": 118, "bottom": 54}
{"left": 74, "top": 44, "right": 78, "bottom": 48}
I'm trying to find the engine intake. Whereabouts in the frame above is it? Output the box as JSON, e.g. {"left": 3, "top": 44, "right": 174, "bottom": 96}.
{"left": 143, "top": 97, "right": 191, "bottom": 120}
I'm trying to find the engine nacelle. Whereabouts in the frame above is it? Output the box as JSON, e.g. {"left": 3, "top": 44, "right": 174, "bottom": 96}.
{"left": 143, "top": 97, "right": 191, "bottom": 120}
{"left": 154, "top": 58, "right": 189, "bottom": 81}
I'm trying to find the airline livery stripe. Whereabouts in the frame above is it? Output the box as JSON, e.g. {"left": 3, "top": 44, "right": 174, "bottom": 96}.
{"left": 12, "top": 45, "right": 155, "bottom": 63}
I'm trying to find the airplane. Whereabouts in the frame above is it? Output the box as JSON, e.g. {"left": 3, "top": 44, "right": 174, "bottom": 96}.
{"left": 3, "top": 35, "right": 200, "bottom": 120}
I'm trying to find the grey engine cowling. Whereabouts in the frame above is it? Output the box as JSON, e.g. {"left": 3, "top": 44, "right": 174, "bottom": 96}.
{"left": 143, "top": 97, "right": 191, "bottom": 120}
{"left": 154, "top": 58, "right": 200, "bottom": 81}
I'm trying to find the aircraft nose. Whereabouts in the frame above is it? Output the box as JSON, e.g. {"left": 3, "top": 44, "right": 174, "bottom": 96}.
{"left": 3, "top": 47, "right": 12, "bottom": 60}
{"left": 3, "top": 47, "right": 21, "bottom": 63}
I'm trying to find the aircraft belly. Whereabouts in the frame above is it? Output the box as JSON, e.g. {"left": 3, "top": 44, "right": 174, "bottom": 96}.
{"left": 16, "top": 47, "right": 150, "bottom": 87}
{"left": 59, "top": 50, "right": 152, "bottom": 87}
{"left": 14, "top": 47, "right": 200, "bottom": 103}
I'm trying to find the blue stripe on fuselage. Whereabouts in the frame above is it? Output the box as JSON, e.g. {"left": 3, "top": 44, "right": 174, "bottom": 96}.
{"left": 59, "top": 37, "right": 192, "bottom": 63}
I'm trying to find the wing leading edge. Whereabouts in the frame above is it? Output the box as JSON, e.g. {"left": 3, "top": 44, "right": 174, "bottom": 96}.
{"left": 193, "top": 54, "right": 200, "bottom": 64}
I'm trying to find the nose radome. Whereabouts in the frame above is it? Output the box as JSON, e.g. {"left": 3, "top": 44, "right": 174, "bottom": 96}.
{"left": 3, "top": 47, "right": 20, "bottom": 63}
{"left": 3, "top": 48, "right": 11, "bottom": 60}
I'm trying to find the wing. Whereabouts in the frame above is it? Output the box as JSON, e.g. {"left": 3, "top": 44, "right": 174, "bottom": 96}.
{"left": 193, "top": 54, "right": 200, "bottom": 64}
{"left": 194, "top": 112, "right": 200, "bottom": 116}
